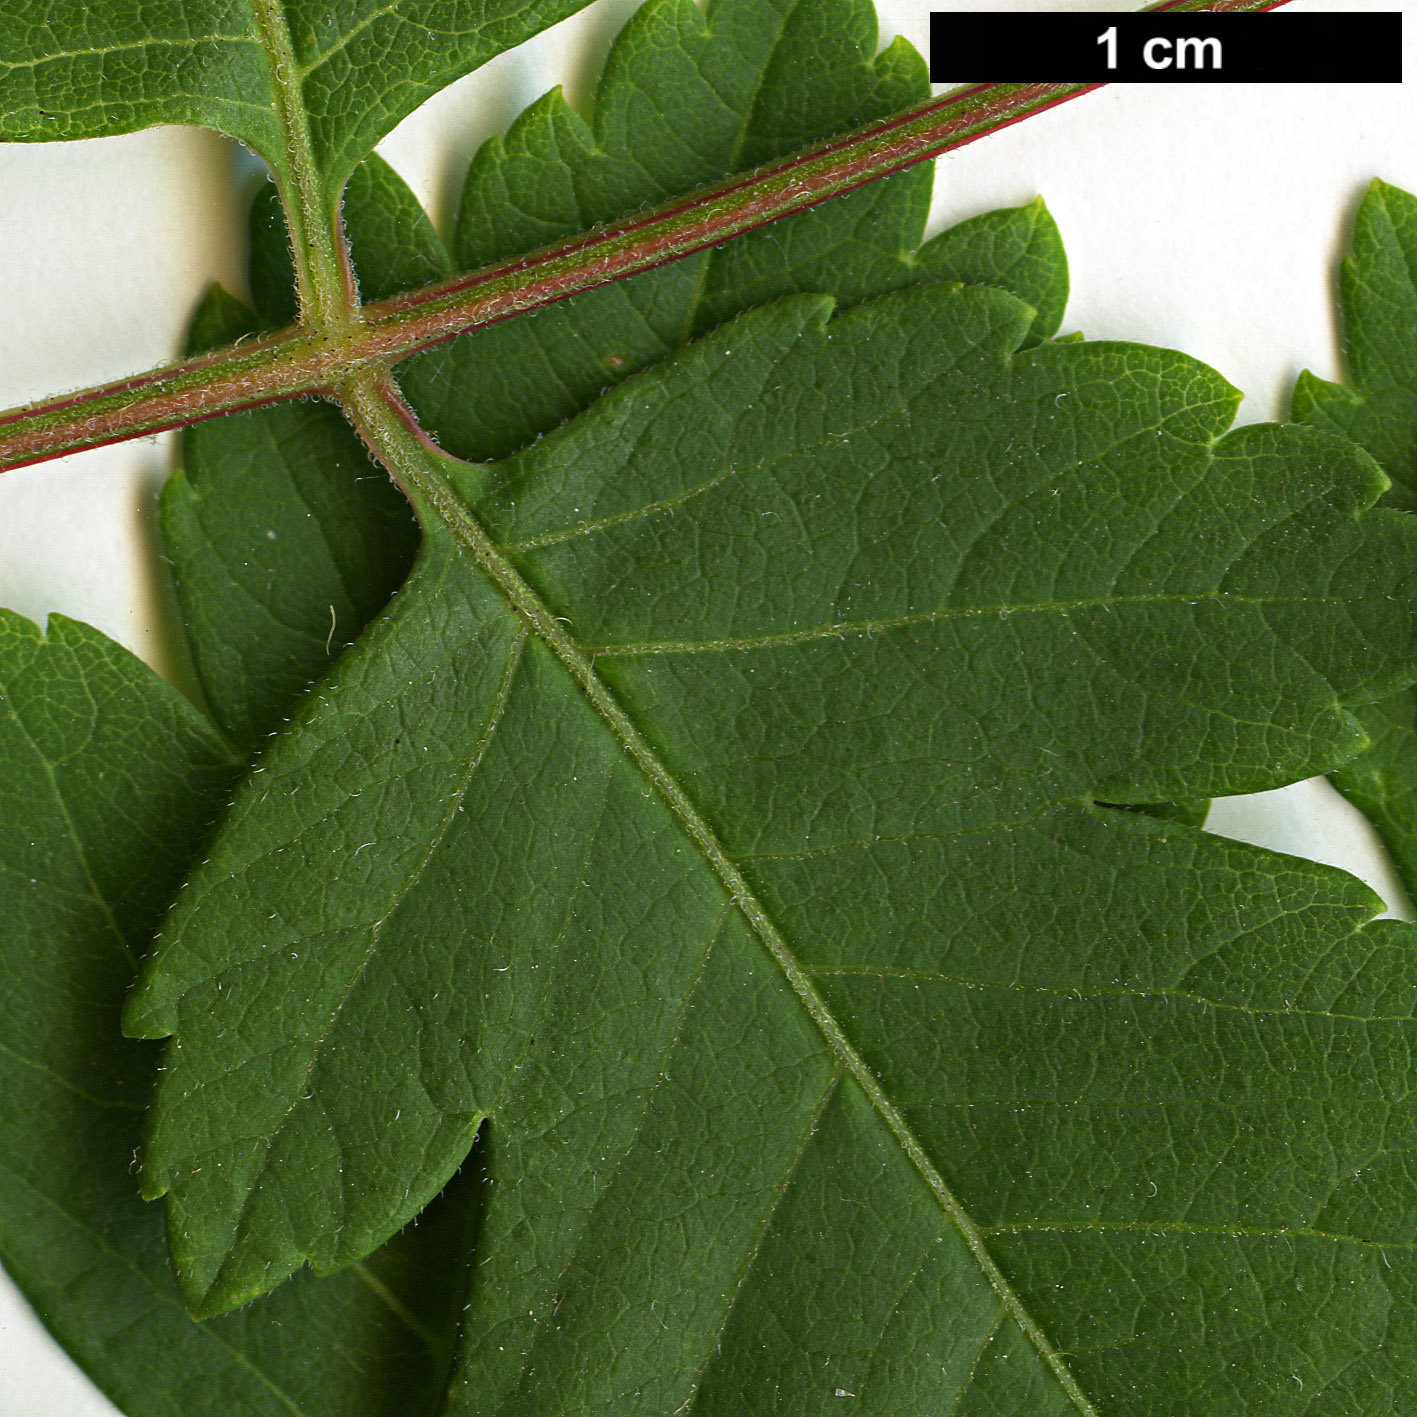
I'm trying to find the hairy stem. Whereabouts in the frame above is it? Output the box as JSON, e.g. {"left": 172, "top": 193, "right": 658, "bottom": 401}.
{"left": 0, "top": 81, "right": 1085, "bottom": 471}
{"left": 0, "top": 0, "right": 1291, "bottom": 474}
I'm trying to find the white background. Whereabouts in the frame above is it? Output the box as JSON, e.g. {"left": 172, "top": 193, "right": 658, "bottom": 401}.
{"left": 0, "top": 0, "right": 1413, "bottom": 1408}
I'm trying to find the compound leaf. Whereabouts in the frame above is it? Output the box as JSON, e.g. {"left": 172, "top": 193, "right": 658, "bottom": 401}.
{"left": 8, "top": 1, "right": 1417, "bottom": 1411}
{"left": 163, "top": 0, "right": 1063, "bottom": 768}
{"left": 122, "top": 255, "right": 1417, "bottom": 1416}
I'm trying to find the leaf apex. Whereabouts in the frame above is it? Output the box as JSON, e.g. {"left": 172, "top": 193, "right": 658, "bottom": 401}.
{"left": 120, "top": 981, "right": 175, "bottom": 1041}
{"left": 1292, "top": 366, "right": 1361, "bottom": 420}
{"left": 873, "top": 32, "right": 928, "bottom": 81}
{"left": 1366, "top": 174, "right": 1403, "bottom": 206}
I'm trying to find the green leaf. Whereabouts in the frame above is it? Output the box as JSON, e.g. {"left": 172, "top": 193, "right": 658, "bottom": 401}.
{"left": 912, "top": 197, "right": 1068, "bottom": 346}
{"left": 0, "top": 0, "right": 594, "bottom": 195}
{"left": 1294, "top": 179, "right": 1417, "bottom": 903}
{"left": 401, "top": 0, "right": 929, "bottom": 460}
{"left": 7, "top": 0, "right": 1417, "bottom": 1408}
{"left": 0, "top": 611, "right": 481, "bottom": 1416}
{"left": 447, "top": 801, "right": 1417, "bottom": 1415}
{"left": 1328, "top": 691, "right": 1417, "bottom": 900}
{"left": 123, "top": 262, "right": 1417, "bottom": 1415}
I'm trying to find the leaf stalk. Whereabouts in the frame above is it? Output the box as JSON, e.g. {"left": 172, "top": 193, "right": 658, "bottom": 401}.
{"left": 0, "top": 0, "right": 1291, "bottom": 474}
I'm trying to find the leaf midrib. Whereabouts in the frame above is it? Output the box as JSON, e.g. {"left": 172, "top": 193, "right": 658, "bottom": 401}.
{"left": 348, "top": 375, "right": 1101, "bottom": 1416}
{"left": 250, "top": 0, "right": 355, "bottom": 330}
{"left": 250, "top": 7, "right": 1089, "bottom": 1395}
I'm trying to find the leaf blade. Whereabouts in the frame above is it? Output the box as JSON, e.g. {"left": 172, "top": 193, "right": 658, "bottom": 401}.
{"left": 10, "top": 2, "right": 1417, "bottom": 1408}
{"left": 0, "top": 611, "right": 484, "bottom": 1416}
{"left": 130, "top": 265, "right": 1417, "bottom": 1394}
{"left": 0, "top": 0, "right": 594, "bottom": 195}
{"left": 1293, "top": 178, "right": 1417, "bottom": 907}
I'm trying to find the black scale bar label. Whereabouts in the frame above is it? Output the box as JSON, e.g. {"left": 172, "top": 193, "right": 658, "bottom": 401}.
{"left": 928, "top": 11, "right": 1402, "bottom": 82}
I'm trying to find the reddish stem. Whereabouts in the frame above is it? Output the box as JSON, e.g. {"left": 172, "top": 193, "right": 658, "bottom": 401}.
{"left": 0, "top": 0, "right": 1293, "bottom": 473}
